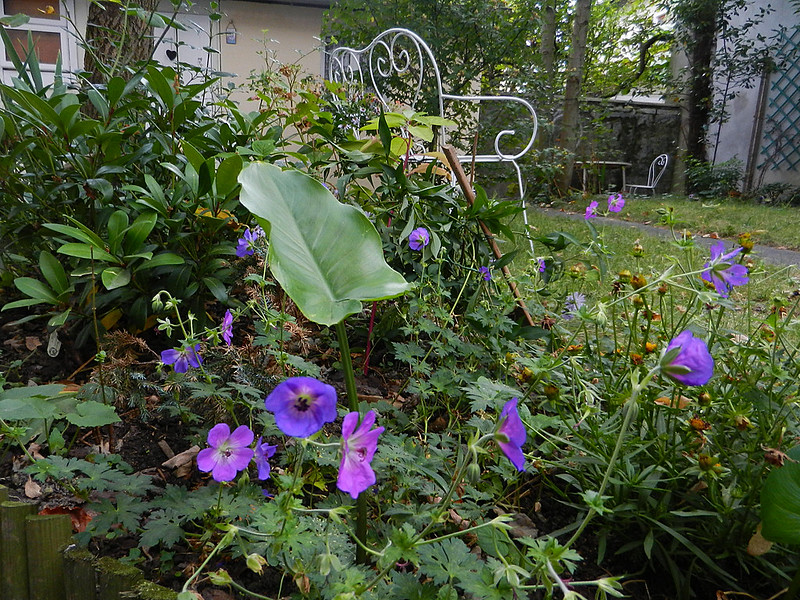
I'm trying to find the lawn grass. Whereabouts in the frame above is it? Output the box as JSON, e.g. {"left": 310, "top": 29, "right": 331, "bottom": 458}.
{"left": 507, "top": 207, "right": 800, "bottom": 340}
{"left": 545, "top": 193, "right": 800, "bottom": 250}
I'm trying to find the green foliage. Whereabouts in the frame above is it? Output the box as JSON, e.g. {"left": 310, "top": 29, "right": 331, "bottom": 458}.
{"left": 761, "top": 445, "right": 800, "bottom": 545}
{"left": 0, "top": 54, "right": 260, "bottom": 342}
{"left": 685, "top": 157, "right": 743, "bottom": 198}
{"left": 238, "top": 162, "right": 410, "bottom": 326}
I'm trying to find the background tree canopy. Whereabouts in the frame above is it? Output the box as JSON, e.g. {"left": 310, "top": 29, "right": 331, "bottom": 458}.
{"left": 323, "top": 0, "right": 673, "bottom": 116}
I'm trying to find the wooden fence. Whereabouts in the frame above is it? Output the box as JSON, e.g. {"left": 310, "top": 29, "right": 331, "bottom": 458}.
{"left": 0, "top": 487, "right": 177, "bottom": 600}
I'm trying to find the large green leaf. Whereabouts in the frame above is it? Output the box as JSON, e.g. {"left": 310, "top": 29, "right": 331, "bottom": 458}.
{"left": 238, "top": 162, "right": 409, "bottom": 326}
{"left": 761, "top": 445, "right": 800, "bottom": 545}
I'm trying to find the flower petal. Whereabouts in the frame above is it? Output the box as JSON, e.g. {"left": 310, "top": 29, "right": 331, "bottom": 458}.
{"left": 337, "top": 453, "right": 377, "bottom": 499}
{"left": 662, "top": 330, "right": 714, "bottom": 386}
{"left": 229, "top": 424, "right": 254, "bottom": 448}
{"left": 498, "top": 439, "right": 526, "bottom": 472}
{"left": 196, "top": 447, "right": 219, "bottom": 473}
{"left": 207, "top": 423, "right": 232, "bottom": 448}
{"left": 160, "top": 349, "right": 180, "bottom": 365}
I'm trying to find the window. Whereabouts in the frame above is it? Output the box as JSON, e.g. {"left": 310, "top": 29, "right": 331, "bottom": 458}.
{"left": 1, "top": 0, "right": 78, "bottom": 85}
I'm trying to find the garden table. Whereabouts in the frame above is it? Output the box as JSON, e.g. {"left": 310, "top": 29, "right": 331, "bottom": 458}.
{"left": 575, "top": 160, "right": 632, "bottom": 193}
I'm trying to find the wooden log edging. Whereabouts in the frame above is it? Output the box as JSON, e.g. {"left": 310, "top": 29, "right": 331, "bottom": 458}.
{"left": 0, "top": 493, "right": 177, "bottom": 600}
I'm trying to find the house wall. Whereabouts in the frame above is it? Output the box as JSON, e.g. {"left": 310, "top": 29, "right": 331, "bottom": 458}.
{"left": 1, "top": 1, "right": 326, "bottom": 99}
{"left": 217, "top": 0, "right": 326, "bottom": 104}
{"left": 711, "top": 0, "right": 800, "bottom": 190}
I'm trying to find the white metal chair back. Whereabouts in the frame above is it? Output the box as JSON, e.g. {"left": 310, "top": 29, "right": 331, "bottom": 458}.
{"left": 328, "top": 28, "right": 539, "bottom": 249}
{"left": 628, "top": 154, "right": 668, "bottom": 195}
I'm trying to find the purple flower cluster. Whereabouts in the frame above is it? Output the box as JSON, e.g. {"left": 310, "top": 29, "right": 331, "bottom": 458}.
{"left": 195, "top": 377, "right": 388, "bottom": 498}
{"left": 196, "top": 375, "right": 528, "bottom": 497}
{"left": 701, "top": 241, "right": 749, "bottom": 298}
{"left": 236, "top": 226, "right": 265, "bottom": 258}
{"left": 585, "top": 193, "right": 626, "bottom": 219}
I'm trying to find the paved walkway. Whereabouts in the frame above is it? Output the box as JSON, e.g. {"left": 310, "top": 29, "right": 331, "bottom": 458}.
{"left": 534, "top": 207, "right": 800, "bottom": 268}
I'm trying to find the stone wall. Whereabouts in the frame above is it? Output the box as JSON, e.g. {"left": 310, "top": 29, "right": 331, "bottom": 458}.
{"left": 575, "top": 99, "right": 681, "bottom": 192}
{"left": 477, "top": 98, "right": 682, "bottom": 199}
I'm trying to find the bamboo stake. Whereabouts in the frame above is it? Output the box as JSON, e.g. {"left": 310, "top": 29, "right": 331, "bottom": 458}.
{"left": 1, "top": 500, "right": 38, "bottom": 600}
{"left": 442, "top": 145, "right": 536, "bottom": 327}
{"left": 63, "top": 545, "right": 97, "bottom": 600}
{"left": 26, "top": 513, "right": 72, "bottom": 600}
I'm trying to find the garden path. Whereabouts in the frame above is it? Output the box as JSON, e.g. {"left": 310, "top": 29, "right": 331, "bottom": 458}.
{"left": 534, "top": 206, "right": 800, "bottom": 267}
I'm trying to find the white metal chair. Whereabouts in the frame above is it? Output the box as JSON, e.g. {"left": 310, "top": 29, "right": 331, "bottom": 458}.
{"left": 327, "top": 28, "right": 538, "bottom": 250}
{"left": 626, "top": 154, "right": 669, "bottom": 195}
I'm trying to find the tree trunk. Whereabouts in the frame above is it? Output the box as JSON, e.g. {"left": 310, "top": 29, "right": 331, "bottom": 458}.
{"left": 540, "top": 0, "right": 556, "bottom": 80}
{"left": 83, "top": 0, "right": 159, "bottom": 84}
{"left": 684, "top": 0, "right": 719, "bottom": 166}
{"left": 556, "top": 0, "right": 593, "bottom": 194}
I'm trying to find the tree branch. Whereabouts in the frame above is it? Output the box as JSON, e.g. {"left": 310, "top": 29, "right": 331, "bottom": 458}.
{"left": 599, "top": 32, "right": 673, "bottom": 98}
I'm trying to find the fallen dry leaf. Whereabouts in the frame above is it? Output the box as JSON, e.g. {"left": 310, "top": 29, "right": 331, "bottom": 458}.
{"left": 39, "top": 505, "right": 94, "bottom": 533}
{"left": 25, "top": 336, "right": 42, "bottom": 351}
{"left": 3, "top": 337, "right": 24, "bottom": 351}
{"left": 747, "top": 523, "right": 773, "bottom": 556}
{"left": 654, "top": 395, "right": 691, "bottom": 409}
{"left": 163, "top": 445, "right": 200, "bottom": 479}
{"left": 24, "top": 476, "right": 42, "bottom": 499}
{"left": 27, "top": 442, "right": 45, "bottom": 460}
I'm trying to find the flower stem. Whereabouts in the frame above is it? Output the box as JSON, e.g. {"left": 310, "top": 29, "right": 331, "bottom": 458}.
{"left": 334, "top": 319, "right": 367, "bottom": 563}
{"left": 335, "top": 320, "right": 359, "bottom": 413}
{"left": 181, "top": 529, "right": 233, "bottom": 594}
{"left": 564, "top": 367, "right": 658, "bottom": 549}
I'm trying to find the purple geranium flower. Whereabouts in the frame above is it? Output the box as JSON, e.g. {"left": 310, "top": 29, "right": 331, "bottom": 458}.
{"left": 408, "top": 227, "right": 430, "bottom": 251}
{"left": 701, "top": 241, "right": 749, "bottom": 298}
{"left": 161, "top": 344, "right": 203, "bottom": 373}
{"left": 496, "top": 399, "right": 526, "bottom": 471}
{"left": 264, "top": 376, "right": 338, "bottom": 438}
{"left": 585, "top": 200, "right": 599, "bottom": 219}
{"left": 608, "top": 193, "right": 625, "bottom": 213}
{"left": 337, "top": 410, "right": 385, "bottom": 499}
{"left": 661, "top": 330, "right": 714, "bottom": 386}
{"left": 196, "top": 423, "right": 255, "bottom": 482}
{"left": 563, "top": 292, "right": 586, "bottom": 321}
{"left": 254, "top": 436, "right": 278, "bottom": 480}
{"left": 236, "top": 226, "right": 265, "bottom": 258}
{"left": 221, "top": 309, "right": 233, "bottom": 346}
{"left": 479, "top": 266, "right": 492, "bottom": 281}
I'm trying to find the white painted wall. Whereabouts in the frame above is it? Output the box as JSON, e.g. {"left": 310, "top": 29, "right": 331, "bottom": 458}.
{"left": 218, "top": 0, "right": 325, "bottom": 92}
{"left": 711, "top": 0, "right": 800, "bottom": 188}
